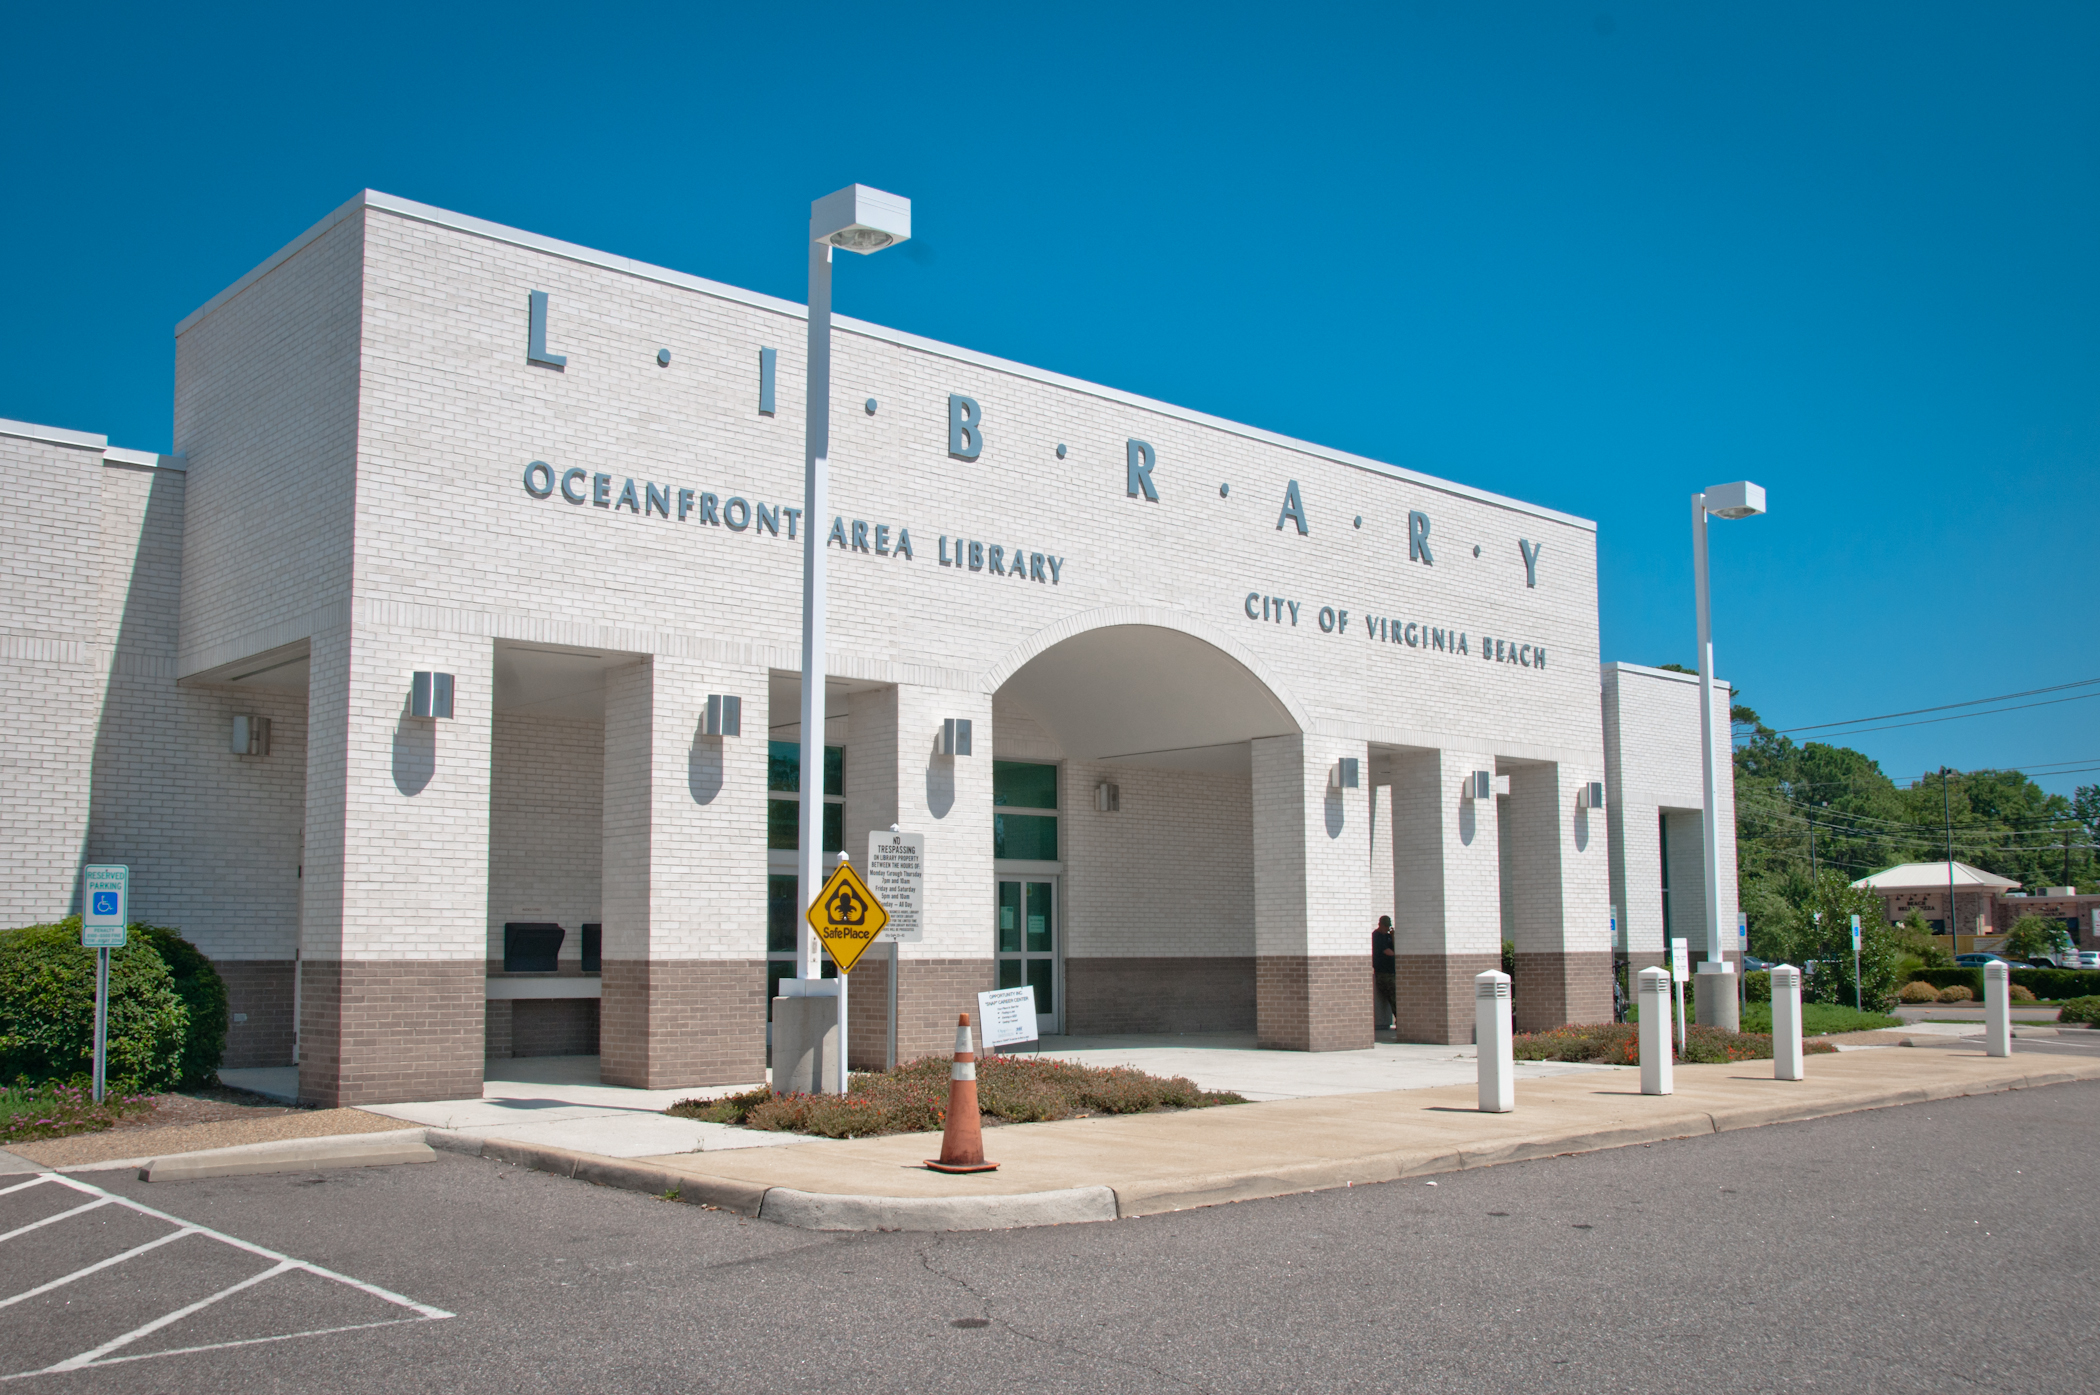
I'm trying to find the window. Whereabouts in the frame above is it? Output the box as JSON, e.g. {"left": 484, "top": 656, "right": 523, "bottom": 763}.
{"left": 993, "top": 760, "right": 1057, "bottom": 861}
{"left": 767, "top": 740, "right": 843, "bottom": 852}
{"left": 766, "top": 873, "right": 834, "bottom": 1019}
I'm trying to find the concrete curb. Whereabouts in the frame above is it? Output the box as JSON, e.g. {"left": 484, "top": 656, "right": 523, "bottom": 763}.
{"left": 759, "top": 1185, "right": 1119, "bottom": 1232}
{"left": 139, "top": 1128, "right": 434, "bottom": 1182}
{"left": 427, "top": 1129, "right": 768, "bottom": 1216}
{"left": 421, "top": 1066, "right": 2099, "bottom": 1231}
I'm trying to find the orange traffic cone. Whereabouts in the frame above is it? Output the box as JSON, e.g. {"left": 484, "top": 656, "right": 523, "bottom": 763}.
{"left": 925, "top": 1013, "right": 998, "bottom": 1173}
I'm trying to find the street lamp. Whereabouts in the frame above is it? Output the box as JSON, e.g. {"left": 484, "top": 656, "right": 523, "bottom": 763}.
{"left": 1692, "top": 480, "right": 1765, "bottom": 1027}
{"left": 798, "top": 185, "right": 910, "bottom": 1093}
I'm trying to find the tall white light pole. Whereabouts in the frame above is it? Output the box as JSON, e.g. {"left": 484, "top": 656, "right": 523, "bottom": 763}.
{"left": 798, "top": 185, "right": 910, "bottom": 1091}
{"left": 1692, "top": 480, "right": 1766, "bottom": 1023}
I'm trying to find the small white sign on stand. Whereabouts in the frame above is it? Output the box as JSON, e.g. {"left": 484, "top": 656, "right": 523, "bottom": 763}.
{"left": 1670, "top": 936, "right": 1689, "bottom": 1053}
{"left": 976, "top": 986, "right": 1039, "bottom": 1053}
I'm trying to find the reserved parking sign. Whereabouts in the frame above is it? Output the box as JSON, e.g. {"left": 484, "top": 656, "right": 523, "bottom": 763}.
{"left": 82, "top": 865, "right": 128, "bottom": 948}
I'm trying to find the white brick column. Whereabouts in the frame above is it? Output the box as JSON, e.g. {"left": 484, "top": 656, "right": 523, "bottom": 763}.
{"left": 844, "top": 683, "right": 993, "bottom": 1066}
{"left": 1502, "top": 762, "right": 1613, "bottom": 1031}
{"left": 1389, "top": 748, "right": 1502, "bottom": 1044}
{"left": 1251, "top": 733, "right": 1371, "bottom": 1051}
{"left": 1612, "top": 800, "right": 1666, "bottom": 973}
{"left": 298, "top": 627, "right": 491, "bottom": 1107}
{"left": 599, "top": 654, "right": 768, "bottom": 1088}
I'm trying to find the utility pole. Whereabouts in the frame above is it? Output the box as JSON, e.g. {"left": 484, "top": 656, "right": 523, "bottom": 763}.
{"left": 1809, "top": 809, "right": 1818, "bottom": 883}
{"left": 1942, "top": 768, "right": 1958, "bottom": 953}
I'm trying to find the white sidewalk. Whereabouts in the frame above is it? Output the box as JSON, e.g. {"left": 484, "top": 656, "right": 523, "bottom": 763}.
{"left": 222, "top": 1057, "right": 795, "bottom": 1160}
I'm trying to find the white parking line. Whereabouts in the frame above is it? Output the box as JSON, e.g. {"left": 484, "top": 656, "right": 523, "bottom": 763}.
{"left": 0, "top": 1173, "right": 451, "bottom": 1381}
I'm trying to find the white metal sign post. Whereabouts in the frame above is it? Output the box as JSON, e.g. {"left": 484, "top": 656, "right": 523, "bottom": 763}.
{"left": 868, "top": 829, "right": 924, "bottom": 1071}
{"left": 1670, "top": 936, "right": 1689, "bottom": 1055}
{"left": 1850, "top": 914, "right": 1863, "bottom": 1011}
{"left": 81, "top": 865, "right": 129, "bottom": 1103}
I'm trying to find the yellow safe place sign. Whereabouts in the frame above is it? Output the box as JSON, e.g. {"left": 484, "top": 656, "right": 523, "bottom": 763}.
{"left": 805, "top": 860, "right": 889, "bottom": 974}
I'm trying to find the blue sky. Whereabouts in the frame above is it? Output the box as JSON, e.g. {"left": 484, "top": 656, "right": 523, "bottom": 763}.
{"left": 5, "top": 2, "right": 2095, "bottom": 796}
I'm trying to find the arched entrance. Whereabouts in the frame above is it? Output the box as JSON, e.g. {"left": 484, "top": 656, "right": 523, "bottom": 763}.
{"left": 984, "top": 610, "right": 1372, "bottom": 1050}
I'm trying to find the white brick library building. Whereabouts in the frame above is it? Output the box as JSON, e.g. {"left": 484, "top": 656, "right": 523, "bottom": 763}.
{"left": 0, "top": 191, "right": 1737, "bottom": 1106}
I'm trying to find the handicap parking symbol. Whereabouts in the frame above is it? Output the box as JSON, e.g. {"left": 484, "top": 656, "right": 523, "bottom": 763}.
{"left": 93, "top": 892, "right": 119, "bottom": 916}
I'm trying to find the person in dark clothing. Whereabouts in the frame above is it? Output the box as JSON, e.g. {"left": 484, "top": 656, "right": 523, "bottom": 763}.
{"left": 1372, "top": 915, "right": 1397, "bottom": 1031}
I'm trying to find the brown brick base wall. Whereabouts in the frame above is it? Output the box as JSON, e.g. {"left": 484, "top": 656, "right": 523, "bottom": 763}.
{"left": 512, "top": 998, "right": 599, "bottom": 1056}
{"left": 298, "top": 960, "right": 484, "bottom": 1107}
{"left": 215, "top": 959, "right": 296, "bottom": 1069}
{"left": 1256, "top": 956, "right": 1372, "bottom": 1051}
{"left": 600, "top": 959, "right": 766, "bottom": 1088}
{"left": 485, "top": 998, "right": 512, "bottom": 1058}
{"left": 1064, "top": 957, "right": 1255, "bottom": 1035}
{"left": 1394, "top": 953, "right": 1502, "bottom": 1044}
{"left": 1513, "top": 951, "right": 1615, "bottom": 1033}
{"left": 843, "top": 958, "right": 995, "bottom": 1069}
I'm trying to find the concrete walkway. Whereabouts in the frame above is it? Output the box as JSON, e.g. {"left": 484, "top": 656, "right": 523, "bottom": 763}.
{"left": 1027, "top": 1033, "right": 1611, "bottom": 1100}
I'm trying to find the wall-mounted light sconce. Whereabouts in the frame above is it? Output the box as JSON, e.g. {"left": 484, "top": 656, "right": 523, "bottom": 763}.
{"left": 1580, "top": 780, "right": 1607, "bottom": 810}
{"left": 231, "top": 714, "right": 271, "bottom": 756}
{"left": 702, "top": 694, "right": 742, "bottom": 737}
{"left": 939, "top": 717, "right": 973, "bottom": 757}
{"left": 411, "top": 672, "right": 456, "bottom": 719}
{"left": 1331, "top": 757, "right": 1360, "bottom": 791}
{"left": 1095, "top": 781, "right": 1120, "bottom": 812}
{"left": 1462, "top": 770, "right": 1510, "bottom": 801}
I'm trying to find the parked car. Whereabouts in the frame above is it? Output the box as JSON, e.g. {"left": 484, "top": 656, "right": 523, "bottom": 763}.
{"left": 1953, "top": 952, "right": 2019, "bottom": 967}
{"left": 2028, "top": 949, "right": 2100, "bottom": 970}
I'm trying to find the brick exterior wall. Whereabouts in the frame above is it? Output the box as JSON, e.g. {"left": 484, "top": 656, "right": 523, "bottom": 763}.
{"left": 1064, "top": 957, "right": 1256, "bottom": 1034}
{"left": 216, "top": 959, "right": 296, "bottom": 1068}
{"left": 1394, "top": 952, "right": 1502, "bottom": 1044}
{"left": 512, "top": 998, "right": 600, "bottom": 1056}
{"left": 1602, "top": 663, "right": 1739, "bottom": 963}
{"left": 1255, "top": 955, "right": 1370, "bottom": 1051}
{"left": 842, "top": 958, "right": 996, "bottom": 1067}
{"left": 1512, "top": 950, "right": 1614, "bottom": 1033}
{"left": 297, "top": 959, "right": 483, "bottom": 1106}
{"left": 599, "top": 958, "right": 766, "bottom": 1088}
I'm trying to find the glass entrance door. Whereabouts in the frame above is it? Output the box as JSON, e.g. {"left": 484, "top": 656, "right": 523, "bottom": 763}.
{"left": 995, "top": 879, "right": 1059, "bottom": 1036}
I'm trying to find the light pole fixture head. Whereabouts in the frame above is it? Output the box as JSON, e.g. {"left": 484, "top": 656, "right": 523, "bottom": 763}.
{"left": 1702, "top": 480, "right": 1767, "bottom": 520}
{"left": 811, "top": 184, "right": 911, "bottom": 254}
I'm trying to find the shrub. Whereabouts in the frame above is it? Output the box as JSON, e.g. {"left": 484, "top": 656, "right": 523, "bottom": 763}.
{"left": 128, "top": 925, "right": 226, "bottom": 1087}
{"left": 1744, "top": 970, "right": 1772, "bottom": 1003}
{"left": 0, "top": 920, "right": 188, "bottom": 1091}
{"left": 671, "top": 1054, "right": 1246, "bottom": 1139}
{"left": 1937, "top": 985, "right": 1974, "bottom": 1003}
{"left": 1899, "top": 980, "right": 1942, "bottom": 1003}
{"left": 1908, "top": 967, "right": 1984, "bottom": 995}
{"left": 2010, "top": 968, "right": 2100, "bottom": 1001}
{"left": 1511, "top": 1021, "right": 1836, "bottom": 1065}
{"left": 2058, "top": 996, "right": 2100, "bottom": 1026}
{"left": 2009, "top": 983, "right": 2037, "bottom": 1004}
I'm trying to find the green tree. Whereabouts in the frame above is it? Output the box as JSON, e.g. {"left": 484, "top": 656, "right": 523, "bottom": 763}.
{"left": 1786, "top": 873, "right": 1904, "bottom": 1013}
{"left": 1892, "top": 909, "right": 1952, "bottom": 969}
{"left": 2002, "top": 914, "right": 2071, "bottom": 961}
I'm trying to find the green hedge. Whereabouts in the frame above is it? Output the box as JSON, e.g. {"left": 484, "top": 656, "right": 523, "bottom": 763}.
{"left": 0, "top": 920, "right": 188, "bottom": 1091}
{"left": 129, "top": 926, "right": 226, "bottom": 1086}
{"left": 1903, "top": 966, "right": 2100, "bottom": 1002}
{"left": 1907, "top": 967, "right": 1983, "bottom": 995}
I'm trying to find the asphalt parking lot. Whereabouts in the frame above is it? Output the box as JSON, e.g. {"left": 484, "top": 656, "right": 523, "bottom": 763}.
{"left": 5, "top": 1078, "right": 2095, "bottom": 1394}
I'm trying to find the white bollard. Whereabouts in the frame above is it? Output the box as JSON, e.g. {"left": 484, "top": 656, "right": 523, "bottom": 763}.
{"left": 1984, "top": 961, "right": 2011, "bottom": 1058}
{"left": 1638, "top": 966, "right": 1673, "bottom": 1096}
{"left": 1476, "top": 969, "right": 1513, "bottom": 1113}
{"left": 1770, "top": 963, "right": 1804, "bottom": 1081}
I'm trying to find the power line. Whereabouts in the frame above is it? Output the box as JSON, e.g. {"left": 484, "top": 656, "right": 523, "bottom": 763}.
{"left": 1778, "top": 677, "right": 2100, "bottom": 735}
